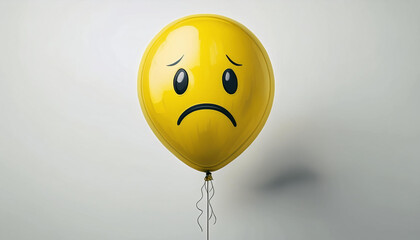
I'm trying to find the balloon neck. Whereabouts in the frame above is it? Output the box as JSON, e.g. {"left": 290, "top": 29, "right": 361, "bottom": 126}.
{"left": 204, "top": 171, "right": 213, "bottom": 181}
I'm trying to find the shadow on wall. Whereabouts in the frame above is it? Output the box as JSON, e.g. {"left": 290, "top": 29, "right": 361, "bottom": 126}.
{"left": 227, "top": 126, "right": 327, "bottom": 225}
{"left": 258, "top": 162, "right": 318, "bottom": 193}
{"left": 237, "top": 121, "right": 324, "bottom": 199}
{"left": 224, "top": 116, "right": 329, "bottom": 210}
{"left": 256, "top": 144, "right": 319, "bottom": 194}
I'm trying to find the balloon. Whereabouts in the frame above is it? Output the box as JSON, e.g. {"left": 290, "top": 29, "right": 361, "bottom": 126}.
{"left": 138, "top": 14, "right": 274, "bottom": 172}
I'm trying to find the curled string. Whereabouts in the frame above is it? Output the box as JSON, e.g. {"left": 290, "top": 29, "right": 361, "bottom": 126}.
{"left": 195, "top": 181, "right": 206, "bottom": 231}
{"left": 207, "top": 180, "right": 217, "bottom": 224}
{"left": 196, "top": 177, "right": 217, "bottom": 232}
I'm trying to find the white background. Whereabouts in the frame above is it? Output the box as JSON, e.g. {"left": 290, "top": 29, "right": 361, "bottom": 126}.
{"left": 1, "top": 0, "right": 419, "bottom": 239}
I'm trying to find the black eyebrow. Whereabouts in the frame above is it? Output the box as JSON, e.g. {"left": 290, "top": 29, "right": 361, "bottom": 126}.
{"left": 226, "top": 55, "right": 242, "bottom": 66}
{"left": 167, "top": 55, "right": 184, "bottom": 66}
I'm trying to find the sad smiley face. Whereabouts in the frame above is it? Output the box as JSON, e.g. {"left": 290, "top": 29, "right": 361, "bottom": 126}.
{"left": 138, "top": 14, "right": 274, "bottom": 172}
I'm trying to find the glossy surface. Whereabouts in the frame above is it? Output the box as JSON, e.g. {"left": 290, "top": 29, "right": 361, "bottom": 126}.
{"left": 138, "top": 14, "right": 274, "bottom": 172}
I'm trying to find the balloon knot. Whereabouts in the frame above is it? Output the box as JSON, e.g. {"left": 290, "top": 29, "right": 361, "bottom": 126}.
{"left": 204, "top": 171, "right": 213, "bottom": 181}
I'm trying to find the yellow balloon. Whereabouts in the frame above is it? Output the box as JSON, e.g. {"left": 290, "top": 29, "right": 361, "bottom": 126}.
{"left": 138, "top": 14, "right": 274, "bottom": 172}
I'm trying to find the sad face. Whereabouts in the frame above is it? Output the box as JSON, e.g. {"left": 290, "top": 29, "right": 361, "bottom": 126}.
{"left": 138, "top": 14, "right": 274, "bottom": 172}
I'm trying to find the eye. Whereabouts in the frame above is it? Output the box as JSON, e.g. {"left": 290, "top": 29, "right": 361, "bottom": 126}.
{"left": 222, "top": 68, "right": 237, "bottom": 94}
{"left": 173, "top": 68, "right": 188, "bottom": 95}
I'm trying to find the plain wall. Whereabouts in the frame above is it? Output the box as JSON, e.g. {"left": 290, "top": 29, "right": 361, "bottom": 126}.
{"left": 1, "top": 0, "right": 419, "bottom": 239}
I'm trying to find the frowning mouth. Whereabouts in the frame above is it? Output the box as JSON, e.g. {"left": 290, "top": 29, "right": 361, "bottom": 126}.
{"left": 177, "top": 103, "right": 237, "bottom": 127}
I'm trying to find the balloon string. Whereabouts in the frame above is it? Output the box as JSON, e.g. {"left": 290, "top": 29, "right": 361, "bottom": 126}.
{"left": 195, "top": 172, "right": 217, "bottom": 240}
{"left": 208, "top": 180, "right": 217, "bottom": 224}
{"left": 206, "top": 178, "right": 209, "bottom": 240}
{"left": 196, "top": 181, "right": 206, "bottom": 232}
{"left": 196, "top": 171, "right": 217, "bottom": 240}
